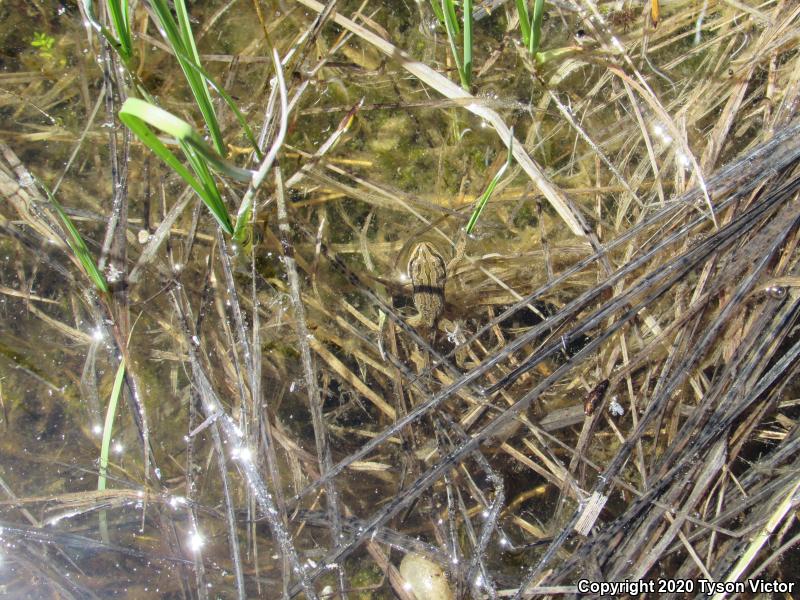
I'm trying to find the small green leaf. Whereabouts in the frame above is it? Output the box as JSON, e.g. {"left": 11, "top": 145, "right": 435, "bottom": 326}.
{"left": 465, "top": 131, "right": 515, "bottom": 234}
{"left": 31, "top": 32, "right": 55, "bottom": 50}
{"left": 98, "top": 358, "right": 126, "bottom": 492}
{"left": 38, "top": 179, "right": 110, "bottom": 294}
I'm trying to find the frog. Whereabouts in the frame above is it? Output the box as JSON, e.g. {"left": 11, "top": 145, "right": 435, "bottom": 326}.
{"left": 406, "top": 241, "right": 447, "bottom": 329}
{"left": 403, "top": 232, "right": 467, "bottom": 336}
{"left": 401, "top": 235, "right": 471, "bottom": 374}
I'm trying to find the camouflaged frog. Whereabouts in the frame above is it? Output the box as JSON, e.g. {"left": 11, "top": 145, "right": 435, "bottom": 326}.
{"left": 404, "top": 233, "right": 466, "bottom": 333}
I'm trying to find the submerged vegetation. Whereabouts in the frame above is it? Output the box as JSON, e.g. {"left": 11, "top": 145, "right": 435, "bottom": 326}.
{"left": 1, "top": 0, "right": 800, "bottom": 598}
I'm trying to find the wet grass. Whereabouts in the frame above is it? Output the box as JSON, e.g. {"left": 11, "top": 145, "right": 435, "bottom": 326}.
{"left": 1, "top": 0, "right": 800, "bottom": 598}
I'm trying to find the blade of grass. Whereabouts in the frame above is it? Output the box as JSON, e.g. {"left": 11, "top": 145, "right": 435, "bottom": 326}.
{"left": 443, "top": 0, "right": 460, "bottom": 35}
{"left": 98, "top": 358, "right": 125, "bottom": 543}
{"left": 149, "top": 0, "right": 225, "bottom": 155}
{"left": 106, "top": 0, "right": 132, "bottom": 62}
{"left": 465, "top": 131, "right": 514, "bottom": 234}
{"left": 441, "top": 0, "right": 465, "bottom": 89}
{"left": 85, "top": 0, "right": 261, "bottom": 160}
{"left": 37, "top": 177, "right": 110, "bottom": 293}
{"left": 529, "top": 0, "right": 544, "bottom": 55}
{"left": 118, "top": 105, "right": 233, "bottom": 233}
{"left": 516, "top": 0, "right": 531, "bottom": 47}
{"left": 463, "top": 0, "right": 473, "bottom": 89}
{"left": 119, "top": 98, "right": 258, "bottom": 234}
{"left": 429, "top": 0, "right": 445, "bottom": 25}
{"left": 96, "top": 2, "right": 265, "bottom": 235}
{"left": 173, "top": 0, "right": 224, "bottom": 154}
{"left": 233, "top": 48, "right": 288, "bottom": 241}
{"left": 98, "top": 358, "right": 126, "bottom": 492}
{"left": 82, "top": 0, "right": 133, "bottom": 64}
{"left": 171, "top": 55, "right": 263, "bottom": 160}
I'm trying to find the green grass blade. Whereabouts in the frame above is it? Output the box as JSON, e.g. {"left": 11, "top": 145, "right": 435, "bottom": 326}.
{"left": 119, "top": 98, "right": 236, "bottom": 234}
{"left": 443, "top": 0, "right": 460, "bottom": 35}
{"left": 184, "top": 136, "right": 254, "bottom": 182}
{"left": 530, "top": 0, "right": 545, "bottom": 55}
{"left": 119, "top": 99, "right": 201, "bottom": 179}
{"left": 106, "top": 0, "right": 132, "bottom": 62}
{"left": 98, "top": 357, "right": 124, "bottom": 543}
{"left": 516, "top": 0, "right": 531, "bottom": 47}
{"left": 535, "top": 46, "right": 575, "bottom": 65}
{"left": 465, "top": 132, "right": 514, "bottom": 234}
{"left": 38, "top": 178, "right": 110, "bottom": 293}
{"left": 429, "top": 0, "right": 445, "bottom": 25}
{"left": 120, "top": 97, "right": 256, "bottom": 185}
{"left": 136, "top": 0, "right": 261, "bottom": 159}
{"left": 98, "top": 358, "right": 126, "bottom": 492}
{"left": 172, "top": 57, "right": 263, "bottom": 160}
{"left": 173, "top": 0, "right": 224, "bottom": 154}
{"left": 149, "top": 0, "right": 225, "bottom": 156}
{"left": 82, "top": 0, "right": 132, "bottom": 64}
{"left": 441, "top": 0, "right": 464, "bottom": 87}
{"left": 182, "top": 142, "right": 236, "bottom": 231}
{"left": 173, "top": 0, "right": 202, "bottom": 65}
{"left": 463, "top": 0, "right": 473, "bottom": 89}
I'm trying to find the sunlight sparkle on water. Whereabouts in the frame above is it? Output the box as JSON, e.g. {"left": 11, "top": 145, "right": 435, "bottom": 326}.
{"left": 106, "top": 264, "right": 123, "bottom": 283}
{"left": 652, "top": 124, "right": 672, "bottom": 144}
{"left": 18, "top": 172, "right": 34, "bottom": 188}
{"left": 113, "top": 442, "right": 124, "bottom": 454}
{"left": 232, "top": 446, "right": 252, "bottom": 462}
{"left": 188, "top": 531, "right": 204, "bottom": 552}
{"left": 169, "top": 495, "right": 187, "bottom": 509}
{"left": 609, "top": 398, "right": 625, "bottom": 416}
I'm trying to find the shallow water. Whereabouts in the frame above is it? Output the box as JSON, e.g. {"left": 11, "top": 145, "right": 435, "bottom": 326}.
{"left": 2, "top": 0, "right": 799, "bottom": 598}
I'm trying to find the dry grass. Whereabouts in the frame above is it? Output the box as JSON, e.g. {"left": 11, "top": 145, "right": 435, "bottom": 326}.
{"left": 1, "top": 0, "right": 800, "bottom": 598}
